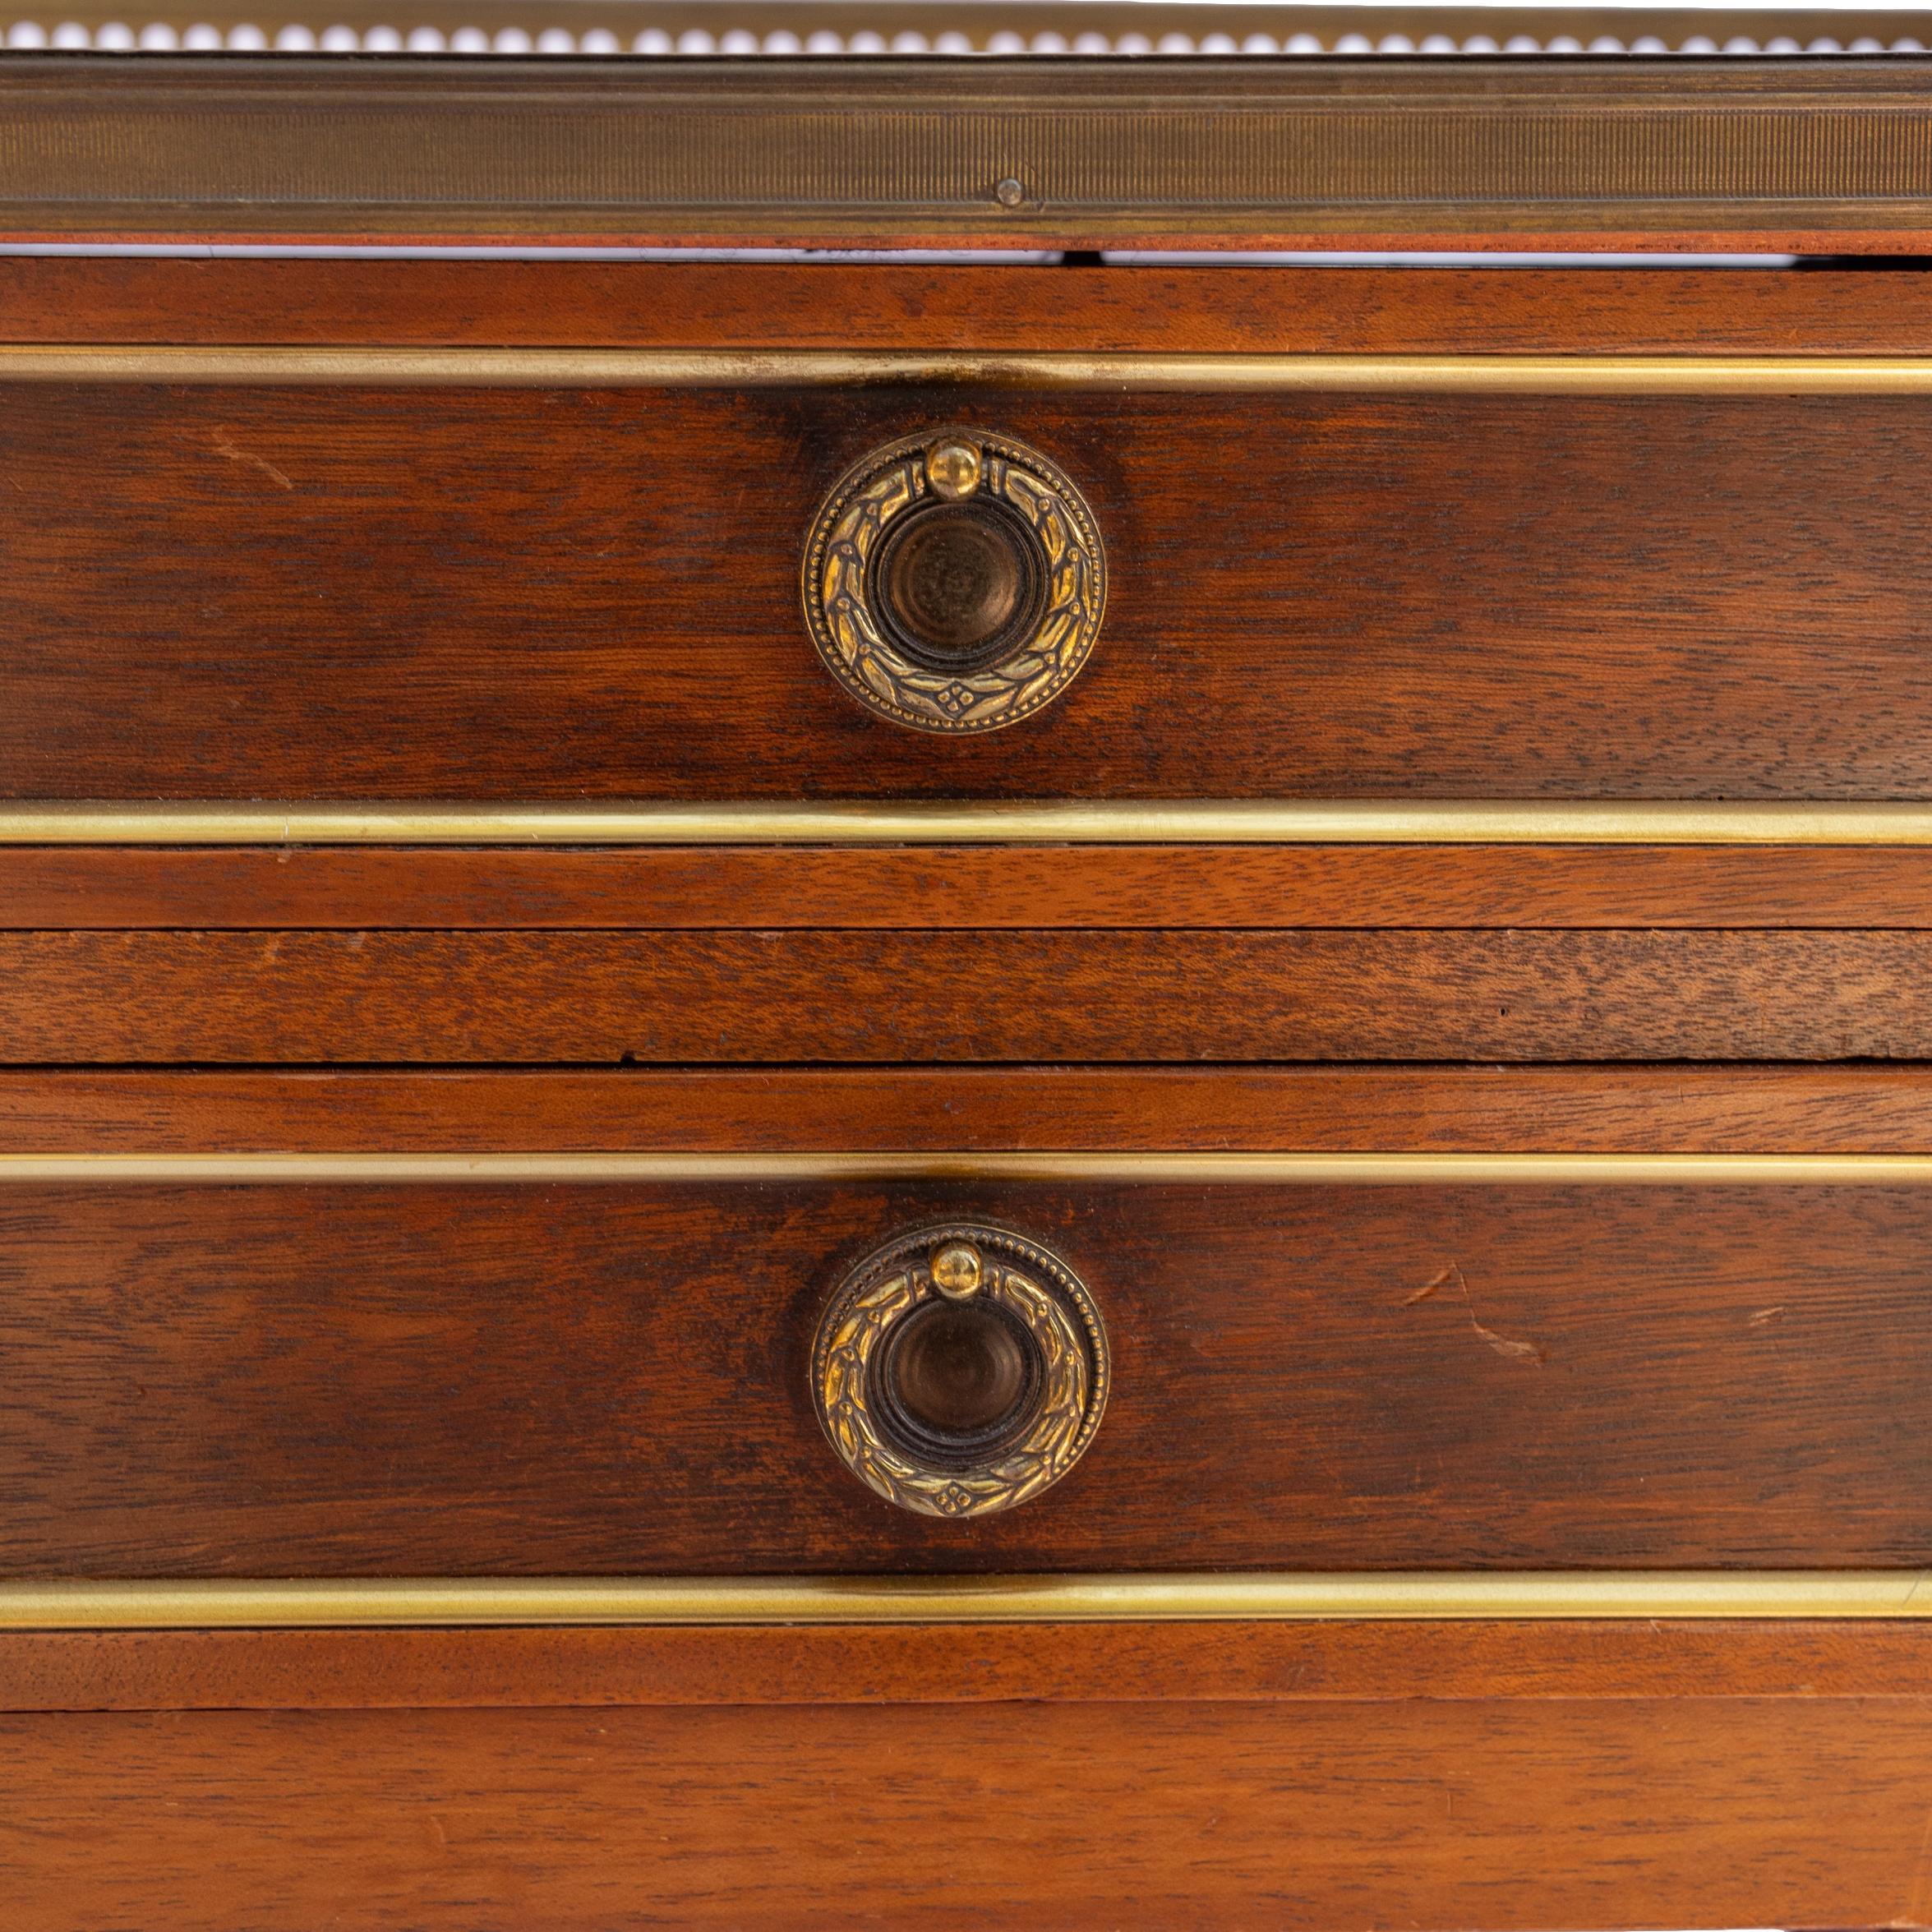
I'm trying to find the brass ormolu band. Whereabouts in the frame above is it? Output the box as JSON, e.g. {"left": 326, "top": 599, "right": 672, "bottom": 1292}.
{"left": 5, "top": 1152, "right": 1932, "bottom": 1183}
{"left": 2, "top": 1571, "right": 1930, "bottom": 1629}
{"left": 8, "top": 349, "right": 1932, "bottom": 390}
{"left": 5, "top": 801, "right": 1932, "bottom": 845}
{"left": 3, "top": 55, "right": 1930, "bottom": 247}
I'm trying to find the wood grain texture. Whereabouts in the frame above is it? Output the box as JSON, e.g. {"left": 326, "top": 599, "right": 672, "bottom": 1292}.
{"left": 5, "top": 1066, "right": 1932, "bottom": 1153}
{"left": 6, "top": 1181, "right": 1932, "bottom": 1575}
{"left": 11, "top": 385, "right": 1932, "bottom": 800}
{"left": 1, "top": 929, "right": 1924, "bottom": 1063}
{"left": 9, "top": 843, "right": 1932, "bottom": 930}
{"left": 12, "top": 1620, "right": 1932, "bottom": 1712}
{"left": 10, "top": 261, "right": 1932, "bottom": 354}
{"left": 7, "top": 1699, "right": 1931, "bottom": 1931}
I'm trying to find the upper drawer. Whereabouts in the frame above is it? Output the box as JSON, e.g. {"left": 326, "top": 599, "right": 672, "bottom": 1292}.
{"left": 9, "top": 369, "right": 1932, "bottom": 800}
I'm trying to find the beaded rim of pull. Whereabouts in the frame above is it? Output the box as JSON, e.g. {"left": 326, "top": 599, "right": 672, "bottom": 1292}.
{"left": 812, "top": 1222, "right": 1109, "bottom": 1519}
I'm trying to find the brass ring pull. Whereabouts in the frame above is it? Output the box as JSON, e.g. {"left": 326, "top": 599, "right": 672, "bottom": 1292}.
{"left": 800, "top": 429, "right": 1107, "bottom": 733}
{"left": 811, "top": 1222, "right": 1109, "bottom": 1517}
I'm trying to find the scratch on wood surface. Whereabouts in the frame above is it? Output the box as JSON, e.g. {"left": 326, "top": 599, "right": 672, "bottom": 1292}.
{"left": 1403, "top": 1266, "right": 1452, "bottom": 1307}
{"left": 1749, "top": 1304, "right": 1787, "bottom": 1326}
{"left": 210, "top": 426, "right": 294, "bottom": 491}
{"left": 1405, "top": 1261, "right": 1546, "bottom": 1365}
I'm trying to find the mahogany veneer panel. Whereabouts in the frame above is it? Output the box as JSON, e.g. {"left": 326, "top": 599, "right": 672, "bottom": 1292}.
{"left": 7, "top": 1066, "right": 1931, "bottom": 1153}
{"left": 11, "top": 386, "right": 1932, "bottom": 800}
{"left": 3, "top": 929, "right": 1925, "bottom": 1063}
{"left": 9, "top": 843, "right": 1932, "bottom": 930}
{"left": 11, "top": 1621, "right": 1932, "bottom": 1711}
{"left": 7, "top": 1182, "right": 1932, "bottom": 1575}
{"left": 9, "top": 261, "right": 1932, "bottom": 354}
{"left": 8, "top": 1699, "right": 1930, "bottom": 1932}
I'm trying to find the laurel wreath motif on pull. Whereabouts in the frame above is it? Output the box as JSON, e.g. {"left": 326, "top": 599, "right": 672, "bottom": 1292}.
{"left": 812, "top": 1222, "right": 1110, "bottom": 1518}
{"left": 800, "top": 429, "right": 1107, "bottom": 734}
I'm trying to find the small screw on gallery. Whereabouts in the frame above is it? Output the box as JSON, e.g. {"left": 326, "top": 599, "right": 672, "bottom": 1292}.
{"left": 994, "top": 177, "right": 1027, "bottom": 208}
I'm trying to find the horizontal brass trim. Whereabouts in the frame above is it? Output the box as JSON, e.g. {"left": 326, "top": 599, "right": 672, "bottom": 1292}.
{"left": 7, "top": 1154, "right": 1932, "bottom": 1184}
{"left": 3, "top": 1572, "right": 1929, "bottom": 1630}
{"left": 8, "top": 348, "right": 1932, "bottom": 391}
{"left": 5, "top": 801, "right": 1932, "bottom": 846}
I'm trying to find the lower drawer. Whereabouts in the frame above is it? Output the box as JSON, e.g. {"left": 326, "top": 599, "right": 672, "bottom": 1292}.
{"left": 7, "top": 1166, "right": 1932, "bottom": 1575}
{"left": 6, "top": 1621, "right": 1931, "bottom": 1932}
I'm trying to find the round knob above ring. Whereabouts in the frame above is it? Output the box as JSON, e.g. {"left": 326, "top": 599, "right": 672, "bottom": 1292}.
{"left": 811, "top": 1222, "right": 1109, "bottom": 1518}
{"left": 800, "top": 429, "right": 1107, "bottom": 734}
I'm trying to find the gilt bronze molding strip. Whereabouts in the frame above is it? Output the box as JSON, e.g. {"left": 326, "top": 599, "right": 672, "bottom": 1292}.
{"left": 6, "top": 1153, "right": 1932, "bottom": 1182}
{"left": 3, "top": 801, "right": 1932, "bottom": 845}
{"left": 11, "top": 348, "right": 1932, "bottom": 387}
{"left": 3, "top": 1571, "right": 1930, "bottom": 1628}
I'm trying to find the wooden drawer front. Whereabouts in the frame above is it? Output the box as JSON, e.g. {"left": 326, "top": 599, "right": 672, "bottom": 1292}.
{"left": 9, "top": 1690, "right": 1932, "bottom": 1932}
{"left": 12, "top": 1610, "right": 1932, "bottom": 1928}
{"left": 6, "top": 929, "right": 1930, "bottom": 1063}
{"left": 7, "top": 1178, "right": 1932, "bottom": 1577}
{"left": 9, "top": 380, "right": 1932, "bottom": 801}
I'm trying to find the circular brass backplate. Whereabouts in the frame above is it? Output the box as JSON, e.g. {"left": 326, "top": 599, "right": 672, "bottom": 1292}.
{"left": 800, "top": 429, "right": 1107, "bottom": 734}
{"left": 811, "top": 1222, "right": 1109, "bottom": 1518}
